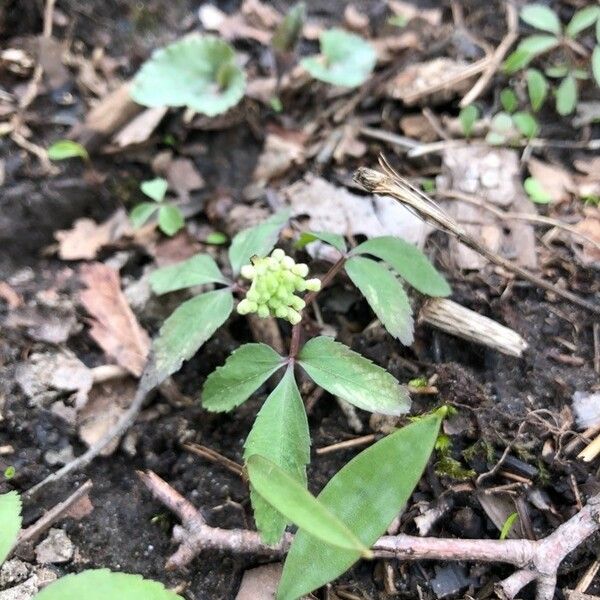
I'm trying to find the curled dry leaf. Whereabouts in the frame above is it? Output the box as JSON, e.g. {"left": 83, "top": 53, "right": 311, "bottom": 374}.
{"left": 55, "top": 209, "right": 131, "bottom": 261}
{"left": 388, "top": 0, "right": 442, "bottom": 27}
{"left": 252, "top": 131, "right": 306, "bottom": 186}
{"left": 573, "top": 207, "right": 600, "bottom": 266}
{"left": 527, "top": 158, "right": 575, "bottom": 203}
{"left": 79, "top": 263, "right": 150, "bottom": 377}
{"left": 344, "top": 5, "right": 370, "bottom": 34}
{"left": 113, "top": 106, "right": 168, "bottom": 148}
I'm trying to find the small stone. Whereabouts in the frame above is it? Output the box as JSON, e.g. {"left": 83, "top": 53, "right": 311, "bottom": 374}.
{"left": 0, "top": 560, "right": 30, "bottom": 587}
{"left": 34, "top": 528, "right": 74, "bottom": 564}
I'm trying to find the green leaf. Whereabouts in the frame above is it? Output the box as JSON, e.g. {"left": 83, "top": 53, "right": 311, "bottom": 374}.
{"left": 248, "top": 455, "right": 371, "bottom": 556}
{"left": 202, "top": 343, "right": 285, "bottom": 412}
{"left": 204, "top": 231, "right": 228, "bottom": 245}
{"left": 295, "top": 231, "right": 347, "bottom": 253}
{"left": 244, "top": 368, "right": 310, "bottom": 544}
{"left": 272, "top": 3, "right": 305, "bottom": 54}
{"left": 298, "top": 337, "right": 410, "bottom": 416}
{"left": 130, "top": 202, "right": 159, "bottom": 229}
{"left": 521, "top": 5, "right": 561, "bottom": 35}
{"left": 158, "top": 205, "right": 185, "bottom": 236}
{"left": 517, "top": 34, "right": 559, "bottom": 56}
{"left": 352, "top": 236, "right": 451, "bottom": 297}
{"left": 512, "top": 111, "right": 539, "bottom": 138}
{"left": 301, "top": 28, "right": 376, "bottom": 88}
{"left": 499, "top": 512, "right": 519, "bottom": 540}
{"left": 500, "top": 88, "right": 518, "bottom": 113}
{"left": 141, "top": 177, "right": 168, "bottom": 202}
{"left": 566, "top": 6, "right": 600, "bottom": 37}
{"left": 597, "top": 15, "right": 600, "bottom": 43}
{"left": 142, "top": 289, "right": 233, "bottom": 390}
{"left": 0, "top": 491, "right": 21, "bottom": 565}
{"left": 33, "top": 569, "right": 182, "bottom": 600}
{"left": 545, "top": 64, "right": 569, "bottom": 78}
{"left": 149, "top": 254, "right": 228, "bottom": 295}
{"left": 504, "top": 49, "right": 534, "bottom": 74}
{"left": 228, "top": 210, "right": 290, "bottom": 276}
{"left": 47, "top": 140, "right": 89, "bottom": 161}
{"left": 524, "top": 177, "right": 552, "bottom": 204}
{"left": 526, "top": 69, "right": 548, "bottom": 111}
{"left": 458, "top": 105, "right": 479, "bottom": 137}
{"left": 278, "top": 411, "right": 444, "bottom": 600}
{"left": 556, "top": 74, "right": 577, "bottom": 115}
{"left": 131, "top": 34, "right": 246, "bottom": 117}
{"left": 593, "top": 46, "right": 600, "bottom": 87}
{"left": 345, "top": 256, "right": 414, "bottom": 345}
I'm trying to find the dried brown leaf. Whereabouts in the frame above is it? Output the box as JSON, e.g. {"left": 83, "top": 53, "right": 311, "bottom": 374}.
{"left": 79, "top": 263, "right": 150, "bottom": 376}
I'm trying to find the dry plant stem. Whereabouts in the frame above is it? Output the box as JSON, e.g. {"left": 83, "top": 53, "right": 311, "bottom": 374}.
{"left": 139, "top": 470, "right": 600, "bottom": 600}
{"left": 17, "top": 480, "right": 93, "bottom": 547}
{"left": 460, "top": 3, "right": 518, "bottom": 107}
{"left": 354, "top": 161, "right": 600, "bottom": 316}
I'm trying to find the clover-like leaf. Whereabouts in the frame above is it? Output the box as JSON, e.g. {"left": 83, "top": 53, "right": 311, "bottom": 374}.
{"left": 565, "top": 6, "right": 600, "bottom": 38}
{"left": 158, "top": 204, "right": 185, "bottom": 236}
{"left": 244, "top": 367, "right": 310, "bottom": 544}
{"left": 345, "top": 256, "right": 414, "bottom": 345}
{"left": 526, "top": 69, "right": 548, "bottom": 111}
{"left": 0, "top": 491, "right": 22, "bottom": 565}
{"left": 130, "top": 202, "right": 159, "bottom": 229}
{"left": 228, "top": 210, "right": 290, "bottom": 276}
{"left": 301, "top": 28, "right": 376, "bottom": 88}
{"left": 520, "top": 5, "right": 561, "bottom": 35}
{"left": 142, "top": 289, "right": 233, "bottom": 391}
{"left": 352, "top": 236, "right": 451, "bottom": 297}
{"left": 33, "top": 569, "right": 182, "bottom": 600}
{"left": 202, "top": 343, "right": 285, "bottom": 412}
{"left": 141, "top": 178, "right": 168, "bottom": 202}
{"left": 149, "top": 254, "right": 228, "bottom": 295}
{"left": 298, "top": 337, "right": 410, "bottom": 416}
{"left": 278, "top": 410, "right": 445, "bottom": 600}
{"left": 556, "top": 74, "right": 577, "bottom": 115}
{"left": 247, "top": 455, "right": 371, "bottom": 556}
{"left": 295, "top": 231, "right": 347, "bottom": 253}
{"left": 131, "top": 34, "right": 246, "bottom": 117}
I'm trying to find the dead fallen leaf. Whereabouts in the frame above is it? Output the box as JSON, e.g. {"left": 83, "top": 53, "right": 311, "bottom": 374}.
{"left": 55, "top": 209, "right": 131, "bottom": 261}
{"left": 113, "top": 106, "right": 168, "bottom": 147}
{"left": 151, "top": 230, "right": 203, "bottom": 266}
{"left": 527, "top": 158, "right": 575, "bottom": 203}
{"left": 252, "top": 131, "right": 306, "bottom": 186}
{"left": 400, "top": 114, "right": 438, "bottom": 142}
{"left": 573, "top": 207, "right": 600, "bottom": 266}
{"left": 388, "top": 0, "right": 442, "bottom": 26}
{"left": 439, "top": 146, "right": 537, "bottom": 270}
{"left": 235, "top": 564, "right": 312, "bottom": 600}
{"left": 5, "top": 304, "right": 79, "bottom": 344}
{"left": 78, "top": 378, "right": 137, "bottom": 455}
{"left": 166, "top": 157, "right": 205, "bottom": 202}
{"left": 242, "top": 0, "right": 281, "bottom": 29}
{"left": 386, "top": 58, "right": 474, "bottom": 105}
{"left": 0, "top": 281, "right": 22, "bottom": 308}
{"left": 344, "top": 5, "right": 370, "bottom": 34}
{"left": 372, "top": 31, "right": 421, "bottom": 62}
{"left": 79, "top": 263, "right": 150, "bottom": 376}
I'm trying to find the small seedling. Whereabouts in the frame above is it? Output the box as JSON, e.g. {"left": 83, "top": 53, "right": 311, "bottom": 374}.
{"left": 47, "top": 140, "right": 89, "bottom": 162}
{"left": 3, "top": 466, "right": 15, "bottom": 480}
{"left": 0, "top": 490, "right": 182, "bottom": 599}
{"left": 131, "top": 34, "right": 246, "bottom": 116}
{"left": 504, "top": 4, "right": 600, "bottom": 115}
{"left": 500, "top": 512, "right": 519, "bottom": 540}
{"left": 486, "top": 88, "right": 539, "bottom": 146}
{"left": 459, "top": 104, "right": 479, "bottom": 138}
{"left": 130, "top": 177, "right": 184, "bottom": 236}
{"left": 524, "top": 176, "right": 552, "bottom": 204}
{"left": 301, "top": 28, "right": 377, "bottom": 88}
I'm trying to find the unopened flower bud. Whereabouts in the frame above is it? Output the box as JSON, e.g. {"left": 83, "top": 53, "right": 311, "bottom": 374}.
{"left": 292, "top": 263, "right": 309, "bottom": 277}
{"left": 281, "top": 256, "right": 295, "bottom": 270}
{"left": 257, "top": 304, "right": 270, "bottom": 318}
{"left": 240, "top": 265, "right": 256, "bottom": 280}
{"left": 287, "top": 308, "right": 302, "bottom": 325}
{"left": 271, "top": 248, "right": 285, "bottom": 261}
{"left": 289, "top": 295, "right": 306, "bottom": 311}
{"left": 237, "top": 299, "right": 255, "bottom": 315}
{"left": 305, "top": 278, "right": 321, "bottom": 292}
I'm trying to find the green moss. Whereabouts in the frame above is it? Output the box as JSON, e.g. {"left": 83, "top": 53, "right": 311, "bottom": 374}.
{"left": 434, "top": 456, "right": 476, "bottom": 480}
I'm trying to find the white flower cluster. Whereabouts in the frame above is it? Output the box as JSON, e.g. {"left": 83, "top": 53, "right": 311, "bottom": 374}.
{"left": 237, "top": 249, "right": 321, "bottom": 324}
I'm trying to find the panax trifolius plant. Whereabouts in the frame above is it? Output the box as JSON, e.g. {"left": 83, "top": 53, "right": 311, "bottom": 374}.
{"left": 142, "top": 209, "right": 451, "bottom": 546}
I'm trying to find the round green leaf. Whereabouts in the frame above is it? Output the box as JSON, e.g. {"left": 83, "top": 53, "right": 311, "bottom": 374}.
{"left": 131, "top": 34, "right": 246, "bottom": 117}
{"left": 500, "top": 88, "right": 518, "bottom": 113}
{"left": 520, "top": 5, "right": 561, "bottom": 35}
{"left": 301, "top": 28, "right": 376, "bottom": 88}
{"left": 130, "top": 202, "right": 158, "bottom": 229}
{"left": 526, "top": 69, "right": 548, "bottom": 111}
{"left": 512, "top": 111, "right": 539, "bottom": 138}
{"left": 33, "top": 570, "right": 182, "bottom": 600}
{"left": 459, "top": 105, "right": 479, "bottom": 137}
{"left": 47, "top": 140, "right": 89, "bottom": 161}
{"left": 298, "top": 336, "right": 410, "bottom": 416}
{"left": 555, "top": 74, "right": 577, "bottom": 116}
{"left": 158, "top": 204, "right": 185, "bottom": 236}
{"left": 248, "top": 455, "right": 371, "bottom": 556}
{"left": 518, "top": 34, "right": 560, "bottom": 56}
{"left": 566, "top": 6, "right": 600, "bottom": 38}
{"left": 504, "top": 49, "right": 534, "bottom": 74}
{"left": 592, "top": 46, "right": 600, "bottom": 87}
{"left": 141, "top": 177, "right": 168, "bottom": 202}
{"left": 0, "top": 491, "right": 21, "bottom": 565}
{"left": 524, "top": 177, "right": 552, "bottom": 204}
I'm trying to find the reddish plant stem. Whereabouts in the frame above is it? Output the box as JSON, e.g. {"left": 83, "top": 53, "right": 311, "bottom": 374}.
{"left": 289, "top": 256, "right": 348, "bottom": 358}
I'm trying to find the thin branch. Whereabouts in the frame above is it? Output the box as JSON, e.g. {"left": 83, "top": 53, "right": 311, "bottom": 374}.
{"left": 138, "top": 469, "right": 600, "bottom": 599}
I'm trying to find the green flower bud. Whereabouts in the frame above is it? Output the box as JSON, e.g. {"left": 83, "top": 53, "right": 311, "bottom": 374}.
{"left": 292, "top": 263, "right": 309, "bottom": 277}
{"left": 257, "top": 304, "right": 270, "bottom": 318}
{"left": 281, "top": 256, "right": 295, "bottom": 270}
{"left": 268, "top": 257, "right": 280, "bottom": 270}
{"left": 287, "top": 308, "right": 302, "bottom": 325}
{"left": 275, "top": 305, "right": 289, "bottom": 319}
{"left": 294, "top": 277, "right": 306, "bottom": 292}
{"left": 271, "top": 248, "right": 285, "bottom": 261}
{"left": 237, "top": 299, "right": 256, "bottom": 315}
{"left": 240, "top": 265, "right": 256, "bottom": 280}
{"left": 246, "top": 289, "right": 259, "bottom": 302}
{"left": 305, "top": 278, "right": 321, "bottom": 292}
{"left": 289, "top": 295, "right": 306, "bottom": 311}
